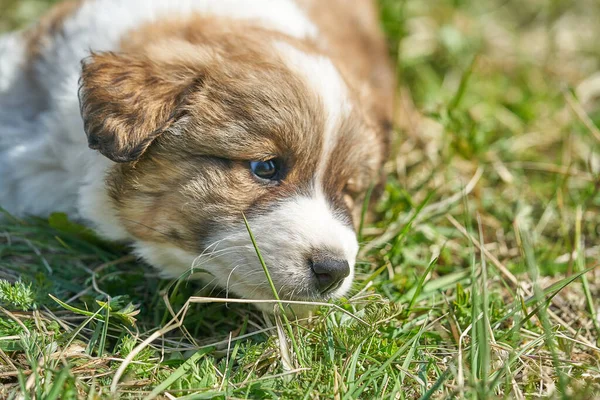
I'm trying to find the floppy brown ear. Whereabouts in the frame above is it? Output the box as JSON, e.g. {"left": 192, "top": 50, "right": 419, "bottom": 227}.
{"left": 79, "top": 51, "right": 201, "bottom": 162}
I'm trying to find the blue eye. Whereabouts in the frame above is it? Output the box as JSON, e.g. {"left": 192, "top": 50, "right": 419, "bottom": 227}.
{"left": 250, "top": 159, "right": 280, "bottom": 181}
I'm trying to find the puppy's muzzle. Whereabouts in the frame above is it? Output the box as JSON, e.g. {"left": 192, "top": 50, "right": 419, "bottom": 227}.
{"left": 310, "top": 251, "right": 350, "bottom": 294}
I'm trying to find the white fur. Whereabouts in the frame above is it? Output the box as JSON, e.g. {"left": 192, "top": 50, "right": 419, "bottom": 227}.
{"left": 274, "top": 41, "right": 352, "bottom": 184}
{"left": 29, "top": 0, "right": 318, "bottom": 98}
{"left": 185, "top": 192, "right": 358, "bottom": 301}
{"left": 133, "top": 241, "right": 198, "bottom": 278}
{"left": 0, "top": 33, "right": 25, "bottom": 92}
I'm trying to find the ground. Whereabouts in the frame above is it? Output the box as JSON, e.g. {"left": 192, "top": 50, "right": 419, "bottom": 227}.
{"left": 1, "top": 0, "right": 599, "bottom": 398}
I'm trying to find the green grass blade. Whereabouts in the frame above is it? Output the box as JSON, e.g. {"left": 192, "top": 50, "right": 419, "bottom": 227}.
{"left": 302, "top": 364, "right": 322, "bottom": 400}
{"left": 45, "top": 367, "right": 71, "bottom": 400}
{"left": 418, "top": 368, "right": 451, "bottom": 400}
{"left": 498, "top": 265, "right": 596, "bottom": 341}
{"left": 447, "top": 55, "right": 477, "bottom": 113}
{"left": 521, "top": 230, "right": 569, "bottom": 399}
{"left": 97, "top": 302, "right": 110, "bottom": 357}
{"left": 358, "top": 182, "right": 375, "bottom": 243}
{"left": 242, "top": 213, "right": 303, "bottom": 365}
{"left": 242, "top": 214, "right": 281, "bottom": 304}
{"left": 145, "top": 347, "right": 215, "bottom": 400}
{"left": 408, "top": 256, "right": 438, "bottom": 310}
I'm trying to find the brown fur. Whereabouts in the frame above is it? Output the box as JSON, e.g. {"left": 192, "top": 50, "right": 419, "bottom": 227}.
{"left": 77, "top": 9, "right": 393, "bottom": 251}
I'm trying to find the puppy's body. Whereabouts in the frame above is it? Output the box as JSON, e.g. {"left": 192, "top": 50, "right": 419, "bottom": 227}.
{"left": 0, "top": 0, "right": 394, "bottom": 304}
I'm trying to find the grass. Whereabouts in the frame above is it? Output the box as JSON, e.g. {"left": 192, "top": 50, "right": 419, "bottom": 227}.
{"left": 1, "top": 0, "right": 600, "bottom": 398}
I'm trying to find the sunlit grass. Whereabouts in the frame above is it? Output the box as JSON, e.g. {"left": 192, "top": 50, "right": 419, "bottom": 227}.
{"left": 1, "top": 0, "right": 599, "bottom": 398}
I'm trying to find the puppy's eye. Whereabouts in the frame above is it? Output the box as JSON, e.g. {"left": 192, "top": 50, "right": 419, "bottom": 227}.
{"left": 250, "top": 159, "right": 281, "bottom": 181}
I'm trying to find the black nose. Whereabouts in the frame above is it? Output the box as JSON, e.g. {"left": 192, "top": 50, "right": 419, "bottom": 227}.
{"left": 310, "top": 255, "right": 350, "bottom": 294}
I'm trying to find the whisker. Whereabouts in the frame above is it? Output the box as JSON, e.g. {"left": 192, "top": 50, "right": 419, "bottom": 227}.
{"left": 192, "top": 250, "right": 244, "bottom": 268}
{"left": 226, "top": 264, "right": 243, "bottom": 299}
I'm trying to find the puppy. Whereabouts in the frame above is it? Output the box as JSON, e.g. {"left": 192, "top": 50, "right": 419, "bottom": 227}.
{"left": 0, "top": 0, "right": 394, "bottom": 307}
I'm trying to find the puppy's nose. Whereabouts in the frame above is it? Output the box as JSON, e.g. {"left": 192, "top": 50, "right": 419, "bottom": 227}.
{"left": 310, "top": 254, "right": 350, "bottom": 294}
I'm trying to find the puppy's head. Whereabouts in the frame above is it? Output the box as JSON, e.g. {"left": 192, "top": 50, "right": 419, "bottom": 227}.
{"left": 79, "top": 27, "right": 386, "bottom": 304}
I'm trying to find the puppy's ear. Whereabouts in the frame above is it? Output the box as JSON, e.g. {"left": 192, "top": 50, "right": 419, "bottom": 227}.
{"left": 79, "top": 51, "right": 202, "bottom": 162}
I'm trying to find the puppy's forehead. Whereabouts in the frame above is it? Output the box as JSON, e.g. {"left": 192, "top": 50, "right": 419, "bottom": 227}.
{"left": 273, "top": 42, "right": 353, "bottom": 181}
{"left": 173, "top": 41, "right": 362, "bottom": 185}
{"left": 180, "top": 52, "right": 325, "bottom": 164}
